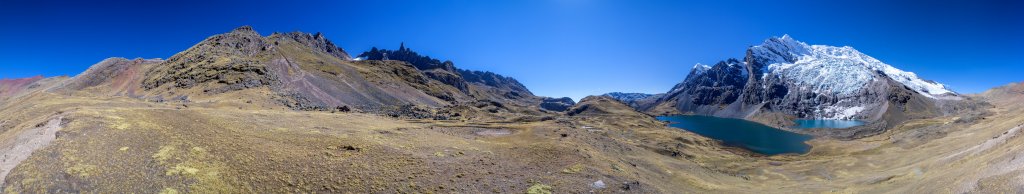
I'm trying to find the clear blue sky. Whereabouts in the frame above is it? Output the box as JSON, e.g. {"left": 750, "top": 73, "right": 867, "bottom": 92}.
{"left": 1, "top": 0, "right": 1021, "bottom": 101}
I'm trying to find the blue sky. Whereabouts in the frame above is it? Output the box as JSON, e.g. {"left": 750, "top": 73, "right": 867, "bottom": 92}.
{"left": 1, "top": 0, "right": 1021, "bottom": 101}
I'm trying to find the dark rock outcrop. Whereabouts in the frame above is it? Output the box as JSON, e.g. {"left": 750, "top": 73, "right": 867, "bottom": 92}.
{"left": 357, "top": 43, "right": 535, "bottom": 102}
{"left": 358, "top": 43, "right": 457, "bottom": 72}
{"left": 274, "top": 31, "right": 352, "bottom": 60}
{"left": 357, "top": 43, "right": 469, "bottom": 92}
{"left": 665, "top": 59, "right": 748, "bottom": 107}
{"left": 142, "top": 25, "right": 273, "bottom": 93}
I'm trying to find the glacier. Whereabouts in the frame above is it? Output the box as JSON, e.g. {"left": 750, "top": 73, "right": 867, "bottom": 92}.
{"left": 752, "top": 34, "right": 955, "bottom": 99}
{"left": 659, "top": 34, "right": 959, "bottom": 121}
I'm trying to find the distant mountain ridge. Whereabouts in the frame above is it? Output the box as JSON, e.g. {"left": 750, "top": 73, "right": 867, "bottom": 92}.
{"left": 602, "top": 92, "right": 662, "bottom": 110}
{"left": 0, "top": 76, "right": 45, "bottom": 103}
{"left": 603, "top": 92, "right": 654, "bottom": 102}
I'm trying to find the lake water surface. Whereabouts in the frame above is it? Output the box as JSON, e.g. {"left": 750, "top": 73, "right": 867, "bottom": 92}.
{"left": 794, "top": 119, "right": 866, "bottom": 129}
{"left": 657, "top": 115, "right": 813, "bottom": 155}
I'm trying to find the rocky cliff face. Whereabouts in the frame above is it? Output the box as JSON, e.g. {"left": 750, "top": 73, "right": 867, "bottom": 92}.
{"left": 274, "top": 31, "right": 352, "bottom": 61}
{"left": 661, "top": 59, "right": 748, "bottom": 113}
{"left": 357, "top": 43, "right": 457, "bottom": 72}
{"left": 650, "top": 35, "right": 957, "bottom": 125}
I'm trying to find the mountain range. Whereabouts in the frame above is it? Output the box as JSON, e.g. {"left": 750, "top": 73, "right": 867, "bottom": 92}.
{"left": 608, "top": 35, "right": 977, "bottom": 136}
{"left": 0, "top": 27, "right": 1021, "bottom": 193}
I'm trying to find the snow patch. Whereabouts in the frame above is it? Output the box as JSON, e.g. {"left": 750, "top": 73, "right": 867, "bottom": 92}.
{"left": 692, "top": 63, "right": 711, "bottom": 73}
{"left": 817, "top": 105, "right": 865, "bottom": 120}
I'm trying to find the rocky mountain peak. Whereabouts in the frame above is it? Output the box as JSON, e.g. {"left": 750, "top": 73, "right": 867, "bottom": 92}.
{"left": 749, "top": 34, "right": 811, "bottom": 65}
{"left": 230, "top": 25, "right": 260, "bottom": 36}
{"left": 357, "top": 44, "right": 456, "bottom": 72}
{"left": 142, "top": 26, "right": 273, "bottom": 92}
{"left": 651, "top": 35, "right": 958, "bottom": 124}
{"left": 232, "top": 25, "right": 254, "bottom": 31}
{"left": 274, "top": 31, "right": 352, "bottom": 60}
{"left": 692, "top": 63, "right": 711, "bottom": 73}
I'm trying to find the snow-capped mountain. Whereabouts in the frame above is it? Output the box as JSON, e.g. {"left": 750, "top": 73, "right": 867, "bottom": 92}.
{"left": 752, "top": 35, "right": 955, "bottom": 98}
{"left": 648, "top": 35, "right": 957, "bottom": 125}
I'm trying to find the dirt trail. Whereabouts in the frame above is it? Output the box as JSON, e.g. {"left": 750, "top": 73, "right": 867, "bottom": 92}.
{"left": 0, "top": 115, "right": 63, "bottom": 187}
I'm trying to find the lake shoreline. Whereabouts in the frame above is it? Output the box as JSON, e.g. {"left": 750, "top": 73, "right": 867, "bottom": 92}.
{"left": 656, "top": 113, "right": 870, "bottom": 138}
{"left": 657, "top": 115, "right": 814, "bottom": 156}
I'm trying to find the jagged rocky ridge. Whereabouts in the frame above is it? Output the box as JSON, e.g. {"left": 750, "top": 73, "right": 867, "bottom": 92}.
{"left": 137, "top": 26, "right": 486, "bottom": 113}
{"left": 50, "top": 26, "right": 559, "bottom": 118}
{"left": 356, "top": 43, "right": 561, "bottom": 111}
{"left": 647, "top": 35, "right": 959, "bottom": 127}
{"left": 356, "top": 43, "right": 534, "bottom": 98}
{"left": 274, "top": 31, "right": 352, "bottom": 61}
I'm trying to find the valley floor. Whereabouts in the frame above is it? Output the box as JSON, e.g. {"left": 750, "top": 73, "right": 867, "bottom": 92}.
{"left": 1, "top": 92, "right": 1022, "bottom": 193}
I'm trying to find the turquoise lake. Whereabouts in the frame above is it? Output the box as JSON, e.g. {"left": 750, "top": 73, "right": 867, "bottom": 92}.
{"left": 657, "top": 115, "right": 813, "bottom": 155}
{"left": 793, "top": 119, "right": 866, "bottom": 129}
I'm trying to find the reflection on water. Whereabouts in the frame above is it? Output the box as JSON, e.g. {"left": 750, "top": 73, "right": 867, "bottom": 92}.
{"left": 657, "top": 115, "right": 813, "bottom": 155}
{"left": 794, "top": 119, "right": 866, "bottom": 129}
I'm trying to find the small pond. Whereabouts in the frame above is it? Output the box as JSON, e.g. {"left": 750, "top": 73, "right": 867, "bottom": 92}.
{"left": 657, "top": 115, "right": 813, "bottom": 155}
{"left": 793, "top": 119, "right": 866, "bottom": 129}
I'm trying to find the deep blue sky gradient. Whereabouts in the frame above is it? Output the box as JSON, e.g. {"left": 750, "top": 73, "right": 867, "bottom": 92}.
{"left": 1, "top": 0, "right": 1021, "bottom": 101}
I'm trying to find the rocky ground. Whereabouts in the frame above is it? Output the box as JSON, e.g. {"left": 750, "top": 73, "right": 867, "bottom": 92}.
{"left": 1, "top": 87, "right": 1023, "bottom": 193}
{"left": 0, "top": 91, "right": 741, "bottom": 193}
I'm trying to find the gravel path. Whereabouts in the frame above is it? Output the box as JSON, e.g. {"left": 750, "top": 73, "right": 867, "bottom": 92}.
{"left": 0, "top": 116, "right": 63, "bottom": 188}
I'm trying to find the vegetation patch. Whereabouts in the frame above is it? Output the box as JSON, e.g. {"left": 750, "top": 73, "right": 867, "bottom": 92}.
{"left": 153, "top": 145, "right": 176, "bottom": 163}
{"left": 159, "top": 188, "right": 180, "bottom": 194}
{"left": 526, "top": 183, "right": 553, "bottom": 194}
{"left": 561, "top": 163, "right": 584, "bottom": 174}
{"left": 167, "top": 164, "right": 200, "bottom": 176}
{"left": 65, "top": 163, "right": 99, "bottom": 177}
